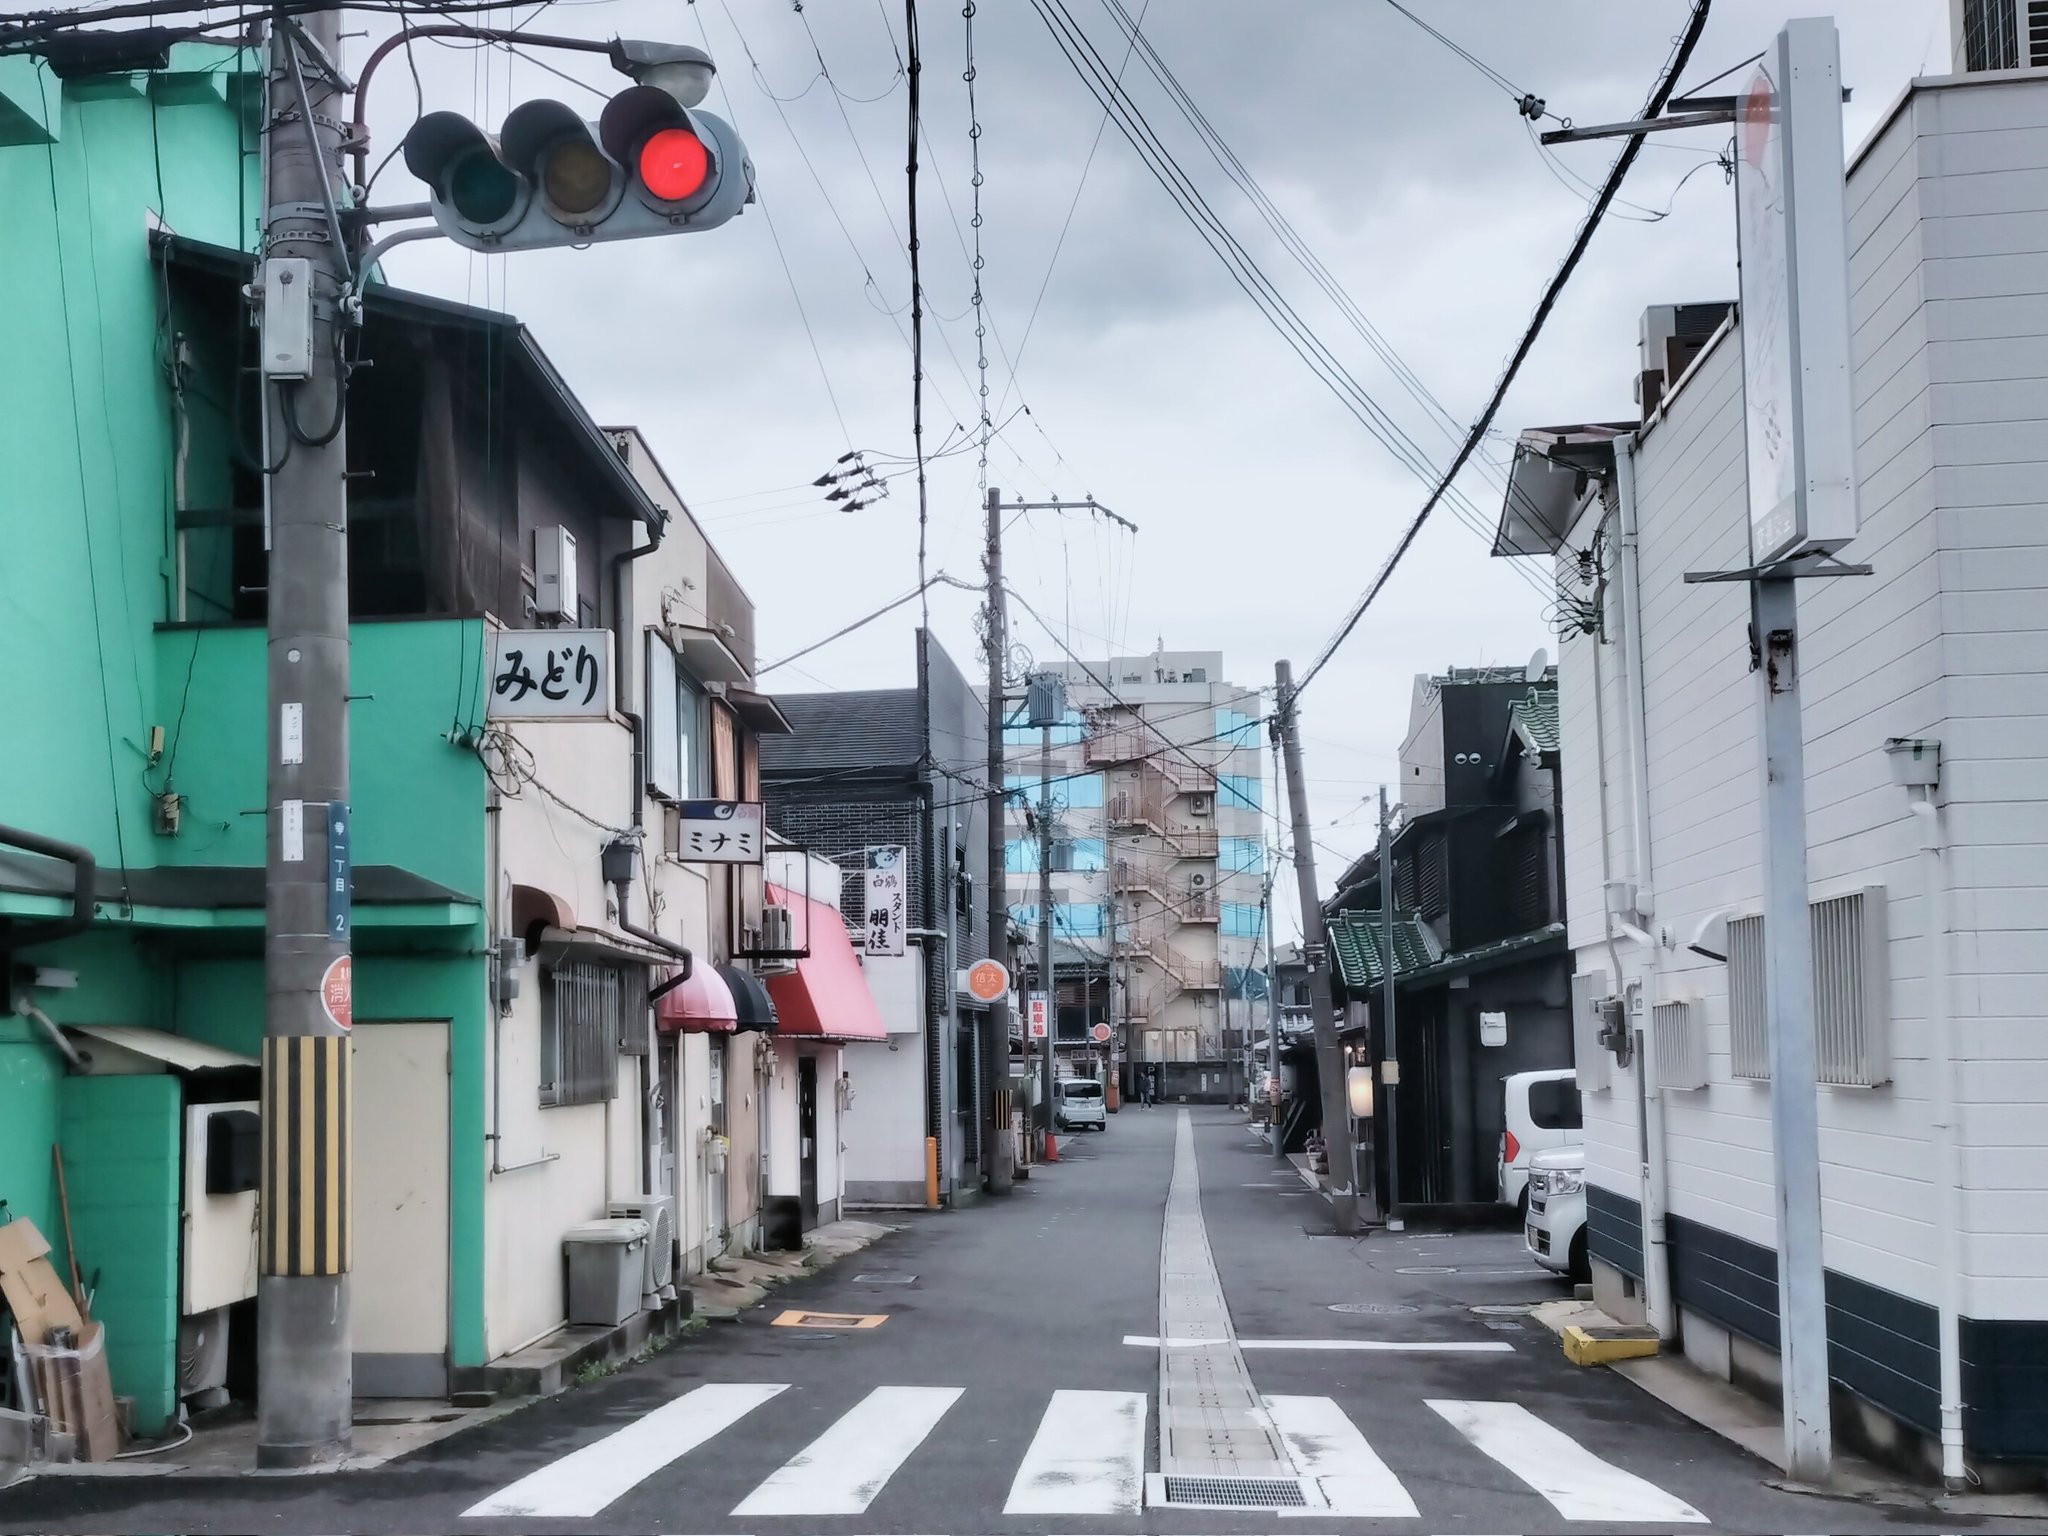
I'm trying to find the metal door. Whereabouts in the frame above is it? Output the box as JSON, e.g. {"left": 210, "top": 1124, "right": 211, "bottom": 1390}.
{"left": 706, "top": 1040, "right": 727, "bottom": 1252}
{"left": 351, "top": 1022, "right": 449, "bottom": 1397}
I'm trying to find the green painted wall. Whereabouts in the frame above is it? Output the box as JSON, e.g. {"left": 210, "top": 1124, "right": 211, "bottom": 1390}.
{"left": 0, "top": 46, "right": 260, "bottom": 869}
{"left": 56, "top": 1074, "right": 183, "bottom": 1437}
{"left": 153, "top": 621, "right": 490, "bottom": 897}
{"left": 0, "top": 1024, "right": 64, "bottom": 1240}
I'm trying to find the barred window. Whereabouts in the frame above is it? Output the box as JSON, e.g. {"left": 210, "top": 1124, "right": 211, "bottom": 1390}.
{"left": 541, "top": 958, "right": 635, "bottom": 1107}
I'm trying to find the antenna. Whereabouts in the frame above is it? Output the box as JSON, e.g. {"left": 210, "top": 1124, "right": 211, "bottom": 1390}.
{"left": 1525, "top": 646, "right": 1550, "bottom": 683}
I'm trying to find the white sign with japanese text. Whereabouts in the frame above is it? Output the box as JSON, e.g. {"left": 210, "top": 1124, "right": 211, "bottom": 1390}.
{"left": 487, "top": 629, "right": 611, "bottom": 718}
{"left": 675, "top": 800, "right": 765, "bottom": 864}
{"left": 1028, "top": 996, "right": 1049, "bottom": 1039}
{"left": 863, "top": 847, "right": 907, "bottom": 956}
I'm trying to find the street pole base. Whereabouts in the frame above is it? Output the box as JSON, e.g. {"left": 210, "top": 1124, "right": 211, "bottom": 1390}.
{"left": 256, "top": 1273, "right": 352, "bottom": 1470}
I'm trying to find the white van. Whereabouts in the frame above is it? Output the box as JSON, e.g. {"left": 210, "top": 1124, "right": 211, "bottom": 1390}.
{"left": 1055, "top": 1077, "right": 1106, "bottom": 1132}
{"left": 1497, "top": 1069, "right": 1581, "bottom": 1218}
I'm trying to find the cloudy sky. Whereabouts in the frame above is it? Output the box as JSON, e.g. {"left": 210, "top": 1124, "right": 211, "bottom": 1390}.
{"left": 367, "top": 0, "right": 1947, "bottom": 941}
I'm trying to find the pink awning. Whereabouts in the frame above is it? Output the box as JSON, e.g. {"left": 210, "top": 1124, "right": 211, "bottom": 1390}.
{"left": 655, "top": 963, "right": 737, "bottom": 1034}
{"left": 762, "top": 885, "right": 888, "bottom": 1042}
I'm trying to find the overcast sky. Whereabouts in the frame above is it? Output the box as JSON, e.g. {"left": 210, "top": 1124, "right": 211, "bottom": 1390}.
{"left": 367, "top": 0, "right": 1949, "bottom": 943}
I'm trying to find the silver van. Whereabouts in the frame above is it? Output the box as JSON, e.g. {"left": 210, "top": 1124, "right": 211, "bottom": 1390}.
{"left": 1054, "top": 1077, "right": 1107, "bottom": 1132}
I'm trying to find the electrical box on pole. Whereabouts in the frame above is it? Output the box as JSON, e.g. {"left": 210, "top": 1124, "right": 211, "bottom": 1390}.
{"left": 1025, "top": 672, "right": 1066, "bottom": 729}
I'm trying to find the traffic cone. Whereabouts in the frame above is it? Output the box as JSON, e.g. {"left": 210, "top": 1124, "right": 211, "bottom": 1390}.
{"left": 1045, "top": 1131, "right": 1059, "bottom": 1162}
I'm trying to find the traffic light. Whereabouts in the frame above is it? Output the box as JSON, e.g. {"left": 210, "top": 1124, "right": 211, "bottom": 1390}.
{"left": 402, "top": 84, "right": 753, "bottom": 252}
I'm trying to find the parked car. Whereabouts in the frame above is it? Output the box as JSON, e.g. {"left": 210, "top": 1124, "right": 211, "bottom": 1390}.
{"left": 1525, "top": 1146, "right": 1588, "bottom": 1282}
{"left": 1054, "top": 1077, "right": 1106, "bottom": 1132}
{"left": 1497, "top": 1068, "right": 1582, "bottom": 1218}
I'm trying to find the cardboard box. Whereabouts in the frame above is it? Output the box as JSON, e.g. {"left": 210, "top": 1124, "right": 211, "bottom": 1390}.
{"left": 0, "top": 1222, "right": 117, "bottom": 1460}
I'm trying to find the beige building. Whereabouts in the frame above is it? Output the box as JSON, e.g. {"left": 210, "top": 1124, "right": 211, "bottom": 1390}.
{"left": 1000, "top": 649, "right": 1266, "bottom": 1101}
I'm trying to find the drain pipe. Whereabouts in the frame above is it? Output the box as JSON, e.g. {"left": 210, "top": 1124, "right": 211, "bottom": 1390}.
{"left": 16, "top": 999, "right": 86, "bottom": 1072}
{"left": 1896, "top": 743, "right": 1965, "bottom": 1488}
{"left": 1612, "top": 435, "right": 1675, "bottom": 1341}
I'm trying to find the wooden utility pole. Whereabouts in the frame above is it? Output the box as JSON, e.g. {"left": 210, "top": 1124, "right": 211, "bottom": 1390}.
{"left": 1274, "top": 661, "right": 1358, "bottom": 1234}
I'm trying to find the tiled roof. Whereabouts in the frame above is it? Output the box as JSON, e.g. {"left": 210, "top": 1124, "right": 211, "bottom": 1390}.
{"left": 759, "top": 689, "right": 925, "bottom": 776}
{"left": 1327, "top": 908, "right": 1441, "bottom": 988}
{"left": 1509, "top": 687, "right": 1560, "bottom": 756}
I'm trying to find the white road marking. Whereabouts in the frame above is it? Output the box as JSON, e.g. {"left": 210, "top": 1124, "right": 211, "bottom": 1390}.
{"left": 1124, "top": 1334, "right": 1514, "bottom": 1353}
{"left": 1263, "top": 1394, "right": 1419, "bottom": 1518}
{"left": 1427, "top": 1399, "right": 1709, "bottom": 1523}
{"left": 461, "top": 1382, "right": 786, "bottom": 1518}
{"left": 732, "top": 1385, "right": 963, "bottom": 1516}
{"left": 1003, "top": 1388, "right": 1148, "bottom": 1515}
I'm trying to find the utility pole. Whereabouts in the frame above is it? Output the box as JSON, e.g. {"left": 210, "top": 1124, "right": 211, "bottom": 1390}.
{"left": 258, "top": 8, "right": 353, "bottom": 1469}
{"left": 981, "top": 486, "right": 1013, "bottom": 1195}
{"left": 1376, "top": 786, "right": 1400, "bottom": 1225}
{"left": 1274, "top": 661, "right": 1358, "bottom": 1235}
{"left": 1037, "top": 715, "right": 1055, "bottom": 1147}
{"left": 1263, "top": 860, "right": 1282, "bottom": 1159}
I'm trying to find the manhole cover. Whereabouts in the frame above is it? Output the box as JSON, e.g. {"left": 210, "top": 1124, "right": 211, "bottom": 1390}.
{"left": 852, "top": 1273, "right": 916, "bottom": 1285}
{"left": 1395, "top": 1265, "right": 1457, "bottom": 1274}
{"left": 1470, "top": 1303, "right": 1533, "bottom": 1316}
{"left": 1328, "top": 1302, "right": 1419, "bottom": 1316}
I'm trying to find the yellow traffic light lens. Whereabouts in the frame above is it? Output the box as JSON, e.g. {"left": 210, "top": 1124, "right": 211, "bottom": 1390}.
{"left": 543, "top": 140, "right": 612, "bottom": 217}
{"left": 448, "top": 151, "right": 519, "bottom": 224}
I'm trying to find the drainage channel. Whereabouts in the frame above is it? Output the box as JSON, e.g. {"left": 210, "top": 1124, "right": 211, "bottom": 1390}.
{"left": 1150, "top": 1111, "right": 1316, "bottom": 1512}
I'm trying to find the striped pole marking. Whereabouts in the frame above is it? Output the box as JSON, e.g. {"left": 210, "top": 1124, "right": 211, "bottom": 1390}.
{"left": 259, "top": 1034, "right": 350, "bottom": 1277}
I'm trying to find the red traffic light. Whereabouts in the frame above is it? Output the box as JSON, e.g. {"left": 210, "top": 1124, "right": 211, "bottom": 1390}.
{"left": 638, "top": 127, "right": 710, "bottom": 204}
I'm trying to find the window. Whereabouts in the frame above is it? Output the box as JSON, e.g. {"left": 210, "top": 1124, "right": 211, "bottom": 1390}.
{"left": 1006, "top": 838, "right": 1038, "bottom": 874}
{"left": 1221, "top": 902, "right": 1263, "bottom": 938}
{"left": 711, "top": 701, "right": 738, "bottom": 799}
{"left": 1056, "top": 902, "right": 1108, "bottom": 938}
{"left": 1218, "top": 773, "right": 1261, "bottom": 811}
{"left": 1526, "top": 1077, "right": 1582, "bottom": 1131}
{"left": 1064, "top": 773, "right": 1105, "bottom": 809}
{"left": 1051, "top": 837, "right": 1106, "bottom": 872}
{"left": 1216, "top": 708, "right": 1259, "bottom": 748}
{"left": 643, "top": 636, "right": 709, "bottom": 803}
{"left": 540, "top": 958, "right": 631, "bottom": 1107}
{"left": 1004, "top": 708, "right": 1084, "bottom": 748}
{"left": 1219, "top": 836, "right": 1262, "bottom": 874}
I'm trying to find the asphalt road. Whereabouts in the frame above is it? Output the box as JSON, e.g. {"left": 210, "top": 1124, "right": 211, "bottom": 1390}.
{"left": 0, "top": 1106, "right": 2019, "bottom": 1534}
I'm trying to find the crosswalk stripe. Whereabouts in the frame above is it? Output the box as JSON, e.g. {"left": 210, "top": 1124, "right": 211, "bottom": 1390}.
{"left": 1002, "top": 1388, "right": 1148, "bottom": 1515}
{"left": 1426, "top": 1399, "right": 1709, "bottom": 1523}
{"left": 1262, "top": 1394, "right": 1419, "bottom": 1518}
{"left": 732, "top": 1385, "right": 964, "bottom": 1516}
{"left": 462, "top": 1383, "right": 787, "bottom": 1518}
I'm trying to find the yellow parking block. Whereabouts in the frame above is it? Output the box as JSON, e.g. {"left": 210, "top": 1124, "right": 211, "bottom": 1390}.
{"left": 1562, "top": 1324, "right": 1659, "bottom": 1366}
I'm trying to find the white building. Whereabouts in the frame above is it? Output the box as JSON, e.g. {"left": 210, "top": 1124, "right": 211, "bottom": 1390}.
{"left": 1497, "top": 60, "right": 2048, "bottom": 1480}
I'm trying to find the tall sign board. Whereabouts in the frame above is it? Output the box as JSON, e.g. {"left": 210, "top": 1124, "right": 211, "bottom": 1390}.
{"left": 1736, "top": 19, "right": 1858, "bottom": 565}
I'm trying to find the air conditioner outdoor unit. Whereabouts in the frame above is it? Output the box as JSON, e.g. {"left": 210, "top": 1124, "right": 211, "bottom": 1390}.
{"left": 1189, "top": 872, "right": 1208, "bottom": 889}
{"left": 178, "top": 1307, "right": 230, "bottom": 1405}
{"left": 755, "top": 905, "right": 797, "bottom": 976}
{"left": 533, "top": 525, "right": 578, "bottom": 621}
{"left": 1189, "top": 794, "right": 1212, "bottom": 816}
{"left": 608, "top": 1195, "right": 677, "bottom": 1304}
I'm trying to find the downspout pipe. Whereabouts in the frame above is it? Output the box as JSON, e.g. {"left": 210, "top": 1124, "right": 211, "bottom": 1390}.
{"left": 1908, "top": 788, "right": 1967, "bottom": 1488}
{"left": 0, "top": 824, "right": 97, "bottom": 955}
{"left": 16, "top": 1000, "right": 86, "bottom": 1072}
{"left": 1612, "top": 441, "right": 1674, "bottom": 1340}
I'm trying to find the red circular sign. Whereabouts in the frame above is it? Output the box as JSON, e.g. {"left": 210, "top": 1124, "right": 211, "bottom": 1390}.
{"left": 1091, "top": 1022, "right": 1111, "bottom": 1043}
{"left": 321, "top": 955, "right": 353, "bottom": 1032}
{"left": 966, "top": 959, "right": 1009, "bottom": 1003}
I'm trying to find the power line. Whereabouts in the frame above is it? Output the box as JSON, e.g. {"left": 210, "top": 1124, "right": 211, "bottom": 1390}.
{"left": 1296, "top": 0, "right": 1714, "bottom": 697}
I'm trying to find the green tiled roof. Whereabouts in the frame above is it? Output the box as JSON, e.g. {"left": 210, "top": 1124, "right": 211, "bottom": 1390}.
{"left": 1327, "top": 908, "right": 1440, "bottom": 988}
{"left": 1509, "top": 687, "right": 1560, "bottom": 756}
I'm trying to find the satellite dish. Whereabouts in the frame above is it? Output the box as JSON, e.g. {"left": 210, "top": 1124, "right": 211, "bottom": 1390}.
{"left": 1525, "top": 647, "right": 1549, "bottom": 683}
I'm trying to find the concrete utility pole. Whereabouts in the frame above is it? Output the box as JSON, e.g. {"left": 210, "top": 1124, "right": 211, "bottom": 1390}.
{"left": 1263, "top": 858, "right": 1282, "bottom": 1159}
{"left": 981, "top": 486, "right": 1013, "bottom": 1194}
{"left": 257, "top": 8, "right": 354, "bottom": 1469}
{"left": 1036, "top": 716, "right": 1055, "bottom": 1145}
{"left": 1376, "top": 785, "right": 1400, "bottom": 1224}
{"left": 1273, "top": 661, "right": 1358, "bottom": 1234}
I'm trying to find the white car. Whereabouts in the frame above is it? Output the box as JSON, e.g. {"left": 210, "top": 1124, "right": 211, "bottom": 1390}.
{"left": 1497, "top": 1068, "right": 1583, "bottom": 1219}
{"left": 1525, "top": 1146, "right": 1589, "bottom": 1282}
{"left": 1054, "top": 1077, "right": 1106, "bottom": 1132}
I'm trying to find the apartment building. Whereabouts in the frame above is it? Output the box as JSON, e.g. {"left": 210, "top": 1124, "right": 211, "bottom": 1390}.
{"left": 1000, "top": 650, "right": 1266, "bottom": 1102}
{"left": 1494, "top": 60, "right": 2048, "bottom": 1478}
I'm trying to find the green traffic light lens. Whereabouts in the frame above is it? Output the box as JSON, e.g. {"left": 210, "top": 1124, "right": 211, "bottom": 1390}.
{"left": 448, "top": 151, "right": 519, "bottom": 225}
{"left": 543, "top": 140, "right": 612, "bottom": 217}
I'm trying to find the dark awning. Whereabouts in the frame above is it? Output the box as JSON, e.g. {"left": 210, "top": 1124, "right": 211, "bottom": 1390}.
{"left": 718, "top": 963, "right": 779, "bottom": 1032}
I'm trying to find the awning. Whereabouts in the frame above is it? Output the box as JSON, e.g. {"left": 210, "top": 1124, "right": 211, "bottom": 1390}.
{"left": 671, "top": 624, "right": 750, "bottom": 685}
{"left": 718, "top": 963, "right": 779, "bottom": 1032}
{"left": 656, "top": 963, "right": 737, "bottom": 1034}
{"left": 63, "top": 1025, "right": 256, "bottom": 1074}
{"left": 762, "top": 886, "right": 887, "bottom": 1042}
{"left": 727, "top": 688, "right": 794, "bottom": 735}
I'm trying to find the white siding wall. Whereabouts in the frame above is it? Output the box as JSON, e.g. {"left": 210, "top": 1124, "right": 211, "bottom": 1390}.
{"left": 1559, "top": 73, "right": 2048, "bottom": 1318}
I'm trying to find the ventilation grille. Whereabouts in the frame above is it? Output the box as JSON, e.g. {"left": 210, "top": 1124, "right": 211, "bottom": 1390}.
{"left": 1156, "top": 1475, "right": 1310, "bottom": 1509}
{"left": 1724, "top": 890, "right": 1889, "bottom": 1086}
{"left": 1727, "top": 915, "right": 1769, "bottom": 1080}
{"left": 1653, "top": 1000, "right": 1707, "bottom": 1091}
